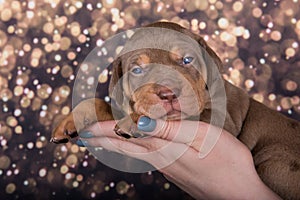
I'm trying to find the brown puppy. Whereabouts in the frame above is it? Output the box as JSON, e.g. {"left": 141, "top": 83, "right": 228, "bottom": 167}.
{"left": 51, "top": 22, "right": 300, "bottom": 199}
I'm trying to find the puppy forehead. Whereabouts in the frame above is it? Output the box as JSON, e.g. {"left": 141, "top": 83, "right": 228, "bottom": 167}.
{"left": 120, "top": 27, "right": 201, "bottom": 56}
{"left": 136, "top": 53, "right": 150, "bottom": 64}
{"left": 125, "top": 49, "right": 179, "bottom": 65}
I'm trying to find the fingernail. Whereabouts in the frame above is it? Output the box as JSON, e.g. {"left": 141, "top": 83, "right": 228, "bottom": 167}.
{"left": 76, "top": 139, "right": 88, "bottom": 147}
{"left": 79, "top": 131, "right": 94, "bottom": 138}
{"left": 137, "top": 116, "right": 157, "bottom": 132}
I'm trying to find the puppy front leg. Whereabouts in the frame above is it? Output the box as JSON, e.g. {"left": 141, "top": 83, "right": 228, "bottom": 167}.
{"left": 51, "top": 98, "right": 114, "bottom": 144}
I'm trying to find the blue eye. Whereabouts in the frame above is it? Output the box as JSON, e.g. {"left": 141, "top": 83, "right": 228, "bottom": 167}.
{"left": 131, "top": 67, "right": 143, "bottom": 74}
{"left": 182, "top": 56, "right": 194, "bottom": 65}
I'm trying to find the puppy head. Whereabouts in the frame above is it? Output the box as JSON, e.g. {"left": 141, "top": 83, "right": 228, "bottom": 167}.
{"left": 109, "top": 22, "right": 223, "bottom": 120}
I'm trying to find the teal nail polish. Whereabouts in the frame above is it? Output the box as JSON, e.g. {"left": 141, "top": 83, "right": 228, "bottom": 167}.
{"left": 79, "top": 131, "right": 94, "bottom": 138}
{"left": 76, "top": 139, "right": 88, "bottom": 147}
{"left": 137, "top": 116, "right": 157, "bottom": 132}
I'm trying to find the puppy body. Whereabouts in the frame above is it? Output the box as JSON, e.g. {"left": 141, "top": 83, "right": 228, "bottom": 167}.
{"left": 240, "top": 99, "right": 300, "bottom": 199}
{"left": 51, "top": 22, "right": 300, "bottom": 199}
{"left": 225, "top": 80, "right": 300, "bottom": 199}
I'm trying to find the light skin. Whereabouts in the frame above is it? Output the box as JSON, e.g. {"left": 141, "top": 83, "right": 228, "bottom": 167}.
{"left": 77, "top": 118, "right": 281, "bottom": 200}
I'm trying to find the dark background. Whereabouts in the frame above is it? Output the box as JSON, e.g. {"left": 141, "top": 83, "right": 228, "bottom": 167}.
{"left": 0, "top": 0, "right": 300, "bottom": 199}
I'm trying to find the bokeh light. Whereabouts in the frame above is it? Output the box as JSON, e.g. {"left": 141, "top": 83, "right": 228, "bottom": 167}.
{"left": 0, "top": 0, "right": 299, "bottom": 199}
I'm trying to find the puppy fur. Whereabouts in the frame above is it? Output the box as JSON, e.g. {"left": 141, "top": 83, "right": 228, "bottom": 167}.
{"left": 51, "top": 22, "right": 300, "bottom": 199}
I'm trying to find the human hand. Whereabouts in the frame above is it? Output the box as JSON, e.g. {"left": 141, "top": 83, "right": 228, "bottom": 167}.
{"left": 77, "top": 117, "right": 281, "bottom": 200}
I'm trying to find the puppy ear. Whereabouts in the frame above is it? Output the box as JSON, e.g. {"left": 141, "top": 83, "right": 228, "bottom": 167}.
{"left": 108, "top": 57, "right": 124, "bottom": 108}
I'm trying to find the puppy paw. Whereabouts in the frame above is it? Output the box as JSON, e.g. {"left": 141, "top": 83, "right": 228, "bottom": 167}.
{"left": 114, "top": 113, "right": 145, "bottom": 138}
{"left": 51, "top": 98, "right": 113, "bottom": 144}
{"left": 51, "top": 114, "right": 78, "bottom": 143}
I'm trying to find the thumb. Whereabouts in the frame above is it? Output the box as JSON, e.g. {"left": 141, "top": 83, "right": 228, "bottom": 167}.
{"left": 137, "top": 116, "right": 206, "bottom": 145}
{"left": 137, "top": 116, "right": 223, "bottom": 158}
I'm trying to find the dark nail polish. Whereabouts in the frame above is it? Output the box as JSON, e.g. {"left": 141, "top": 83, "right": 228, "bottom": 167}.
{"left": 137, "top": 116, "right": 156, "bottom": 132}
{"left": 79, "top": 131, "right": 94, "bottom": 138}
{"left": 76, "top": 139, "right": 88, "bottom": 147}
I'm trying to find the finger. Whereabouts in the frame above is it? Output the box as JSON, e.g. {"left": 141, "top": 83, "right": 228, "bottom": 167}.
{"left": 138, "top": 117, "right": 225, "bottom": 157}
{"left": 78, "top": 118, "right": 222, "bottom": 159}
{"left": 77, "top": 134, "right": 193, "bottom": 170}
{"left": 138, "top": 117, "right": 209, "bottom": 145}
{"left": 78, "top": 136, "right": 164, "bottom": 152}
{"left": 85, "top": 137, "right": 149, "bottom": 154}
{"left": 79, "top": 120, "right": 119, "bottom": 138}
{"left": 78, "top": 125, "right": 185, "bottom": 157}
{"left": 137, "top": 116, "right": 157, "bottom": 132}
{"left": 77, "top": 136, "right": 160, "bottom": 163}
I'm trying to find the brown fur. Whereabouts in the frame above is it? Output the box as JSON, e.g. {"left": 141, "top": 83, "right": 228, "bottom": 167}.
{"left": 51, "top": 22, "right": 300, "bottom": 199}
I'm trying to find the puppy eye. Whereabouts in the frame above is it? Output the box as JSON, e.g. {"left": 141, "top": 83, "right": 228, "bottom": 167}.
{"left": 182, "top": 56, "right": 194, "bottom": 65}
{"left": 131, "top": 66, "right": 143, "bottom": 74}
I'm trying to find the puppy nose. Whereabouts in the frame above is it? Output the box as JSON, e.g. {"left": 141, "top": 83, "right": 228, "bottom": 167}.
{"left": 158, "top": 87, "right": 179, "bottom": 101}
